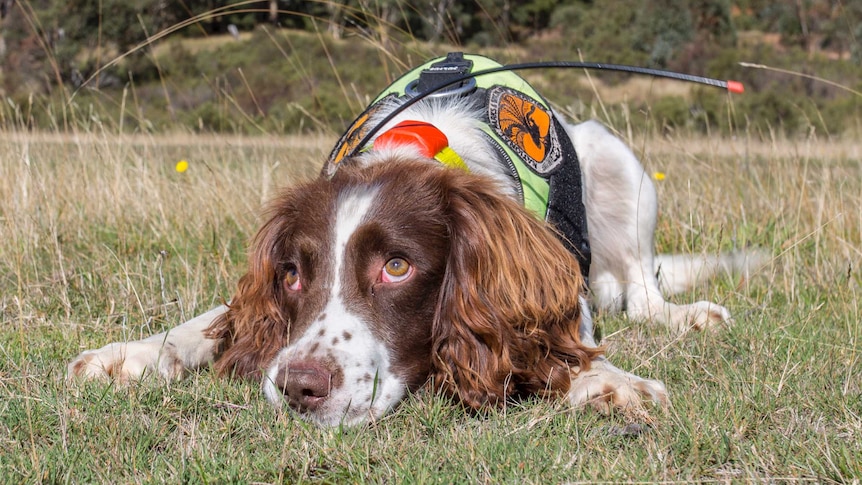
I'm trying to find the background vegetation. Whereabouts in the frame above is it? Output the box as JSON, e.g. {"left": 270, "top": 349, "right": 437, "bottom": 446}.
{"left": 1, "top": 0, "right": 861, "bottom": 137}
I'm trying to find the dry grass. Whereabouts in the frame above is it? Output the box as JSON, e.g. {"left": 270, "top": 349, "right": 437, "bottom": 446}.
{"left": 0, "top": 129, "right": 860, "bottom": 482}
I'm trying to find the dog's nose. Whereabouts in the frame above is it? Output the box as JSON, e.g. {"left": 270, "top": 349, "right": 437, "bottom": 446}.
{"left": 277, "top": 360, "right": 332, "bottom": 412}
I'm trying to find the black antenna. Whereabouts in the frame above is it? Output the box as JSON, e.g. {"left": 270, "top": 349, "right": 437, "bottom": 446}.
{"left": 347, "top": 60, "right": 744, "bottom": 160}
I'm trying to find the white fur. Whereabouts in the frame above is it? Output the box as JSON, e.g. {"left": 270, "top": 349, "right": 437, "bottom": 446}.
{"left": 361, "top": 96, "right": 518, "bottom": 197}
{"left": 566, "top": 120, "right": 733, "bottom": 331}
{"left": 572, "top": 298, "right": 668, "bottom": 411}
{"left": 67, "top": 305, "right": 226, "bottom": 382}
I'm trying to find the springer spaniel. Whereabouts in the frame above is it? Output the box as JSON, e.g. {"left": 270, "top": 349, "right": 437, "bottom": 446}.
{"left": 68, "top": 54, "right": 746, "bottom": 426}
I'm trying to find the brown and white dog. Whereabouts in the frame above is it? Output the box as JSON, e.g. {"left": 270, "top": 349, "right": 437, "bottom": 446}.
{"left": 68, "top": 55, "right": 750, "bottom": 426}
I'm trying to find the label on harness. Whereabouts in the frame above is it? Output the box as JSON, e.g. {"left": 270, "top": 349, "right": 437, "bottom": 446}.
{"left": 487, "top": 86, "right": 563, "bottom": 176}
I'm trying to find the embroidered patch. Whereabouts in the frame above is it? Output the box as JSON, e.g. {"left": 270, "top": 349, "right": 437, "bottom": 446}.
{"left": 487, "top": 86, "right": 562, "bottom": 175}
{"left": 326, "top": 95, "right": 394, "bottom": 172}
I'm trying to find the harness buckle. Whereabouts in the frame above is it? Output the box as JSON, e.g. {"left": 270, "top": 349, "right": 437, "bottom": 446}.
{"left": 405, "top": 52, "right": 476, "bottom": 98}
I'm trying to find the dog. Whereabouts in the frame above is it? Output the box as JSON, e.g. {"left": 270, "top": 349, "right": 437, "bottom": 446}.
{"left": 68, "top": 53, "right": 749, "bottom": 426}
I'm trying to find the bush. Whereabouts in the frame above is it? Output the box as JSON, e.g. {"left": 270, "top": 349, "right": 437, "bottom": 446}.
{"left": 650, "top": 96, "right": 692, "bottom": 132}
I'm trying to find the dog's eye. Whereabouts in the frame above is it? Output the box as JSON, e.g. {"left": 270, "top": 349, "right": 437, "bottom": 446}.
{"left": 381, "top": 258, "right": 412, "bottom": 283}
{"left": 284, "top": 266, "right": 301, "bottom": 291}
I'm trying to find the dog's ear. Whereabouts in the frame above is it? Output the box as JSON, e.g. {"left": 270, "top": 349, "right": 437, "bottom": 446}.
{"left": 431, "top": 171, "right": 603, "bottom": 409}
{"left": 206, "top": 192, "right": 299, "bottom": 379}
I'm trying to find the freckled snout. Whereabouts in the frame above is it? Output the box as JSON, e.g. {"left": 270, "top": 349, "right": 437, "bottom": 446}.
{"left": 277, "top": 360, "right": 335, "bottom": 412}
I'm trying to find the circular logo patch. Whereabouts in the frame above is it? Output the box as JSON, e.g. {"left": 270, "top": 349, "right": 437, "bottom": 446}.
{"left": 487, "top": 86, "right": 562, "bottom": 175}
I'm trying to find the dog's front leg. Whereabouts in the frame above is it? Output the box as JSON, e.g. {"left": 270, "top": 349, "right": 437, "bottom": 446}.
{"left": 67, "top": 305, "right": 226, "bottom": 382}
{"left": 570, "top": 301, "right": 668, "bottom": 417}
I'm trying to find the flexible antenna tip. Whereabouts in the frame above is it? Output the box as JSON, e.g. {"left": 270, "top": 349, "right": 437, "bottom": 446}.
{"left": 726, "top": 80, "right": 745, "bottom": 94}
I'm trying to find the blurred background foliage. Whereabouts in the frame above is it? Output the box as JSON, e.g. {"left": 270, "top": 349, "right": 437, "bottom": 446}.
{"left": 0, "top": 0, "right": 860, "bottom": 137}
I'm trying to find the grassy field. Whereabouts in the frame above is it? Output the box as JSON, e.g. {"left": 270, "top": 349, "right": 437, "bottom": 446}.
{"left": 1, "top": 128, "right": 860, "bottom": 483}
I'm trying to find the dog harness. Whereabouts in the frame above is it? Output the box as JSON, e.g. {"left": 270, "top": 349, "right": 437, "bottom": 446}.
{"left": 324, "top": 52, "right": 591, "bottom": 278}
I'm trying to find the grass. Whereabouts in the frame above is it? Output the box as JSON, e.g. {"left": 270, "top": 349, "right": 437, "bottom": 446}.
{"left": 1, "top": 123, "right": 860, "bottom": 483}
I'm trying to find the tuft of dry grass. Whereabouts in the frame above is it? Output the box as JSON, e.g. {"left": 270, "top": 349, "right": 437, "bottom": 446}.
{"left": 0, "top": 128, "right": 860, "bottom": 482}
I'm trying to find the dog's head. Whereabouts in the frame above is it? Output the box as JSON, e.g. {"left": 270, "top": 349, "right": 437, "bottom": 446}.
{"left": 206, "top": 158, "right": 600, "bottom": 426}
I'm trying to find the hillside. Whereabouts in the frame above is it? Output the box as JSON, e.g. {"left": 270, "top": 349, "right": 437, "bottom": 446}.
{"left": 1, "top": 1, "right": 861, "bottom": 137}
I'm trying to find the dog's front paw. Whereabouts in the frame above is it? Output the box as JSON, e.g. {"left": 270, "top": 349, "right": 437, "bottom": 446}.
{"left": 568, "top": 367, "right": 668, "bottom": 421}
{"left": 67, "top": 341, "right": 184, "bottom": 382}
{"left": 676, "top": 301, "right": 731, "bottom": 332}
